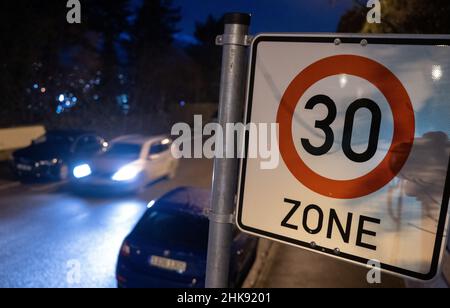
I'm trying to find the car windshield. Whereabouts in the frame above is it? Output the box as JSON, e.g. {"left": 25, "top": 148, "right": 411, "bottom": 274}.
{"left": 134, "top": 209, "right": 209, "bottom": 251}
{"left": 104, "top": 143, "right": 142, "bottom": 159}
{"left": 33, "top": 133, "right": 74, "bottom": 145}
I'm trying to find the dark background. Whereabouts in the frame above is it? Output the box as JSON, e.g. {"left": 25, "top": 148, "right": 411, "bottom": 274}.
{"left": 1, "top": 0, "right": 449, "bottom": 138}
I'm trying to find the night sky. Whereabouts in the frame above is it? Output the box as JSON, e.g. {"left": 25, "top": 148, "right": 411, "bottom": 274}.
{"left": 173, "top": 0, "right": 355, "bottom": 40}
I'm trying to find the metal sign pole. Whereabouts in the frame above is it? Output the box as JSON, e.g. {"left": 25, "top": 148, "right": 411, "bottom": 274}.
{"left": 205, "top": 12, "right": 252, "bottom": 288}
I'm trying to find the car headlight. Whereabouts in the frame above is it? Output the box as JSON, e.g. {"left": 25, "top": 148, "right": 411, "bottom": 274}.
{"left": 73, "top": 164, "right": 92, "bottom": 179}
{"left": 112, "top": 164, "right": 142, "bottom": 182}
{"left": 38, "top": 158, "right": 59, "bottom": 166}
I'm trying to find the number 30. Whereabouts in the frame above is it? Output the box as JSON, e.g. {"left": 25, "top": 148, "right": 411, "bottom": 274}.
{"left": 301, "top": 95, "right": 382, "bottom": 163}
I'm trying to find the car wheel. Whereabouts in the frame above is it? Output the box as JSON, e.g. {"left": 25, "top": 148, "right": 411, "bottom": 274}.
{"left": 59, "top": 163, "right": 69, "bottom": 181}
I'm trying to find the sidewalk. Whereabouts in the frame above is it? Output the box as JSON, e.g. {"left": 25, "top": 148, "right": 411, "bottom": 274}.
{"left": 245, "top": 240, "right": 405, "bottom": 288}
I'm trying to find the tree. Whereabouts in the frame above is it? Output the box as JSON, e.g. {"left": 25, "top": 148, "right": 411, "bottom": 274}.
{"left": 0, "top": 0, "right": 133, "bottom": 132}
{"left": 338, "top": 0, "right": 450, "bottom": 34}
{"left": 83, "top": 0, "right": 132, "bottom": 112}
{"left": 186, "top": 14, "right": 224, "bottom": 103}
{"left": 129, "top": 0, "right": 182, "bottom": 114}
{"left": 337, "top": 3, "right": 366, "bottom": 33}
{"left": 0, "top": 0, "right": 89, "bottom": 126}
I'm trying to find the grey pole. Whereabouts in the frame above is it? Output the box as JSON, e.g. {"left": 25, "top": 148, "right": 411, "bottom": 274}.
{"left": 205, "top": 12, "right": 252, "bottom": 288}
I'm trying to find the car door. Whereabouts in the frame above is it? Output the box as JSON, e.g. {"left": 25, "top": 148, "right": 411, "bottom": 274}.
{"left": 145, "top": 140, "right": 170, "bottom": 180}
{"left": 157, "top": 138, "right": 174, "bottom": 174}
{"left": 73, "top": 135, "right": 103, "bottom": 159}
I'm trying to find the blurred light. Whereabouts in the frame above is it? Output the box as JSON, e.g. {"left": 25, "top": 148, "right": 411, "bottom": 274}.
{"left": 432, "top": 65, "right": 442, "bottom": 81}
{"left": 58, "top": 94, "right": 65, "bottom": 102}
{"left": 147, "top": 200, "right": 156, "bottom": 209}
{"left": 72, "top": 97, "right": 78, "bottom": 103}
{"left": 179, "top": 100, "right": 186, "bottom": 107}
{"left": 33, "top": 83, "right": 39, "bottom": 89}
{"left": 112, "top": 164, "right": 142, "bottom": 182}
{"left": 339, "top": 74, "right": 348, "bottom": 88}
{"left": 120, "top": 242, "right": 131, "bottom": 257}
{"left": 40, "top": 87, "right": 46, "bottom": 93}
{"left": 38, "top": 159, "right": 59, "bottom": 166}
{"left": 65, "top": 101, "right": 71, "bottom": 107}
{"left": 161, "top": 138, "right": 170, "bottom": 145}
{"left": 73, "top": 164, "right": 92, "bottom": 179}
{"left": 56, "top": 105, "right": 63, "bottom": 114}
{"left": 102, "top": 142, "right": 109, "bottom": 148}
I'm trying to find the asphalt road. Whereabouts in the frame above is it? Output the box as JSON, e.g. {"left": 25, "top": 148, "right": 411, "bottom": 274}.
{"left": 0, "top": 158, "right": 213, "bottom": 288}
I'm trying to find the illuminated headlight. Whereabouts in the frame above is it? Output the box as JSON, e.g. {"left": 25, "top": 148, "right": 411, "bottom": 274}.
{"left": 112, "top": 164, "right": 142, "bottom": 182}
{"left": 73, "top": 164, "right": 92, "bottom": 179}
{"left": 39, "top": 158, "right": 59, "bottom": 166}
{"left": 120, "top": 242, "right": 131, "bottom": 257}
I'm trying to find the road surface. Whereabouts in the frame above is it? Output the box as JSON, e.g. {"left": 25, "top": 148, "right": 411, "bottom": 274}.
{"left": 0, "top": 159, "right": 213, "bottom": 288}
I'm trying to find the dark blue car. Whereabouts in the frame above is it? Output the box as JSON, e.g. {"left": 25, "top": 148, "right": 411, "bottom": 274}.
{"left": 116, "top": 187, "right": 258, "bottom": 288}
{"left": 11, "top": 130, "right": 107, "bottom": 181}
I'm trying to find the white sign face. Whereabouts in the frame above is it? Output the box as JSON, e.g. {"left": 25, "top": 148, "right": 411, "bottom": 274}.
{"left": 237, "top": 34, "right": 450, "bottom": 280}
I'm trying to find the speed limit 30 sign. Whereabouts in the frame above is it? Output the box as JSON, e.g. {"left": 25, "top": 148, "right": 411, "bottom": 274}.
{"left": 237, "top": 34, "right": 450, "bottom": 280}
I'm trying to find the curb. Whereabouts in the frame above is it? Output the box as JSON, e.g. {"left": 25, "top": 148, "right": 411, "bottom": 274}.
{"left": 443, "top": 251, "right": 450, "bottom": 286}
{"left": 242, "top": 239, "right": 279, "bottom": 288}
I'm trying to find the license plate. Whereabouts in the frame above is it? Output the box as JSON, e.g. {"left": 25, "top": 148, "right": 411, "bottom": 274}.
{"left": 17, "top": 164, "right": 32, "bottom": 171}
{"left": 150, "top": 256, "right": 187, "bottom": 273}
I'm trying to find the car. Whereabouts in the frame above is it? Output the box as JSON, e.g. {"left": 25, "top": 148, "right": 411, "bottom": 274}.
{"left": 71, "top": 135, "right": 179, "bottom": 193}
{"left": 11, "top": 130, "right": 107, "bottom": 181}
{"left": 116, "top": 187, "right": 259, "bottom": 288}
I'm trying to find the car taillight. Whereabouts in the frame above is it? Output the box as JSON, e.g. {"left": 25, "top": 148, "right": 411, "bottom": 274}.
{"left": 120, "top": 242, "right": 131, "bottom": 257}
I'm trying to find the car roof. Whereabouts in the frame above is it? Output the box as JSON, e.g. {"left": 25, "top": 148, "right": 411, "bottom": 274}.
{"left": 111, "top": 134, "right": 169, "bottom": 145}
{"left": 155, "top": 187, "right": 211, "bottom": 218}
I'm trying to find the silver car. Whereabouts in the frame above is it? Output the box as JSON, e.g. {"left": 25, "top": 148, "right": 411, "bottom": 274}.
{"left": 71, "top": 135, "right": 179, "bottom": 193}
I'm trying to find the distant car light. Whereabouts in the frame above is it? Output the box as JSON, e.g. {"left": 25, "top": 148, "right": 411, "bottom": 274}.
{"left": 147, "top": 200, "right": 156, "bottom": 209}
{"left": 73, "top": 164, "right": 92, "bottom": 179}
{"left": 161, "top": 138, "right": 170, "bottom": 145}
{"left": 112, "top": 164, "right": 142, "bottom": 182}
{"left": 120, "top": 242, "right": 131, "bottom": 257}
{"left": 38, "top": 159, "right": 59, "bottom": 166}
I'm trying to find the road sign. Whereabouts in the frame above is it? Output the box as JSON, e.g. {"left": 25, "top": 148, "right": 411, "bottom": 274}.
{"left": 237, "top": 34, "right": 450, "bottom": 280}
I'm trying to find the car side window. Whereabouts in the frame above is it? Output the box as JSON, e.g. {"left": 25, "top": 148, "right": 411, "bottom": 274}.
{"left": 76, "top": 135, "right": 101, "bottom": 153}
{"left": 149, "top": 140, "right": 170, "bottom": 156}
